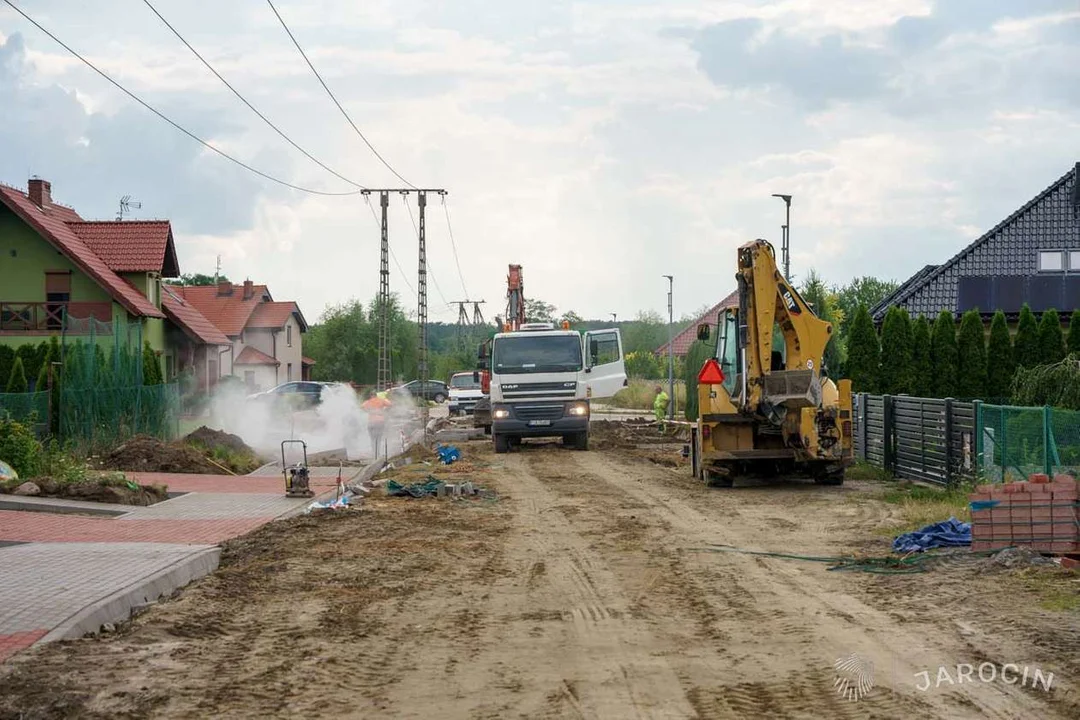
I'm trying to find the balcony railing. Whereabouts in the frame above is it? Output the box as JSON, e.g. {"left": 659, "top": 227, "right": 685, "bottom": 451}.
{"left": 0, "top": 301, "right": 113, "bottom": 334}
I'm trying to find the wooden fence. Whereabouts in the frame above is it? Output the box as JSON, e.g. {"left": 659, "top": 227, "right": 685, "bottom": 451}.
{"left": 853, "top": 394, "right": 978, "bottom": 486}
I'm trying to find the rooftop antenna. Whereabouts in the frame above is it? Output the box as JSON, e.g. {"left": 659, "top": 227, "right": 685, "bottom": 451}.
{"left": 117, "top": 195, "right": 141, "bottom": 221}
{"left": 213, "top": 255, "right": 222, "bottom": 284}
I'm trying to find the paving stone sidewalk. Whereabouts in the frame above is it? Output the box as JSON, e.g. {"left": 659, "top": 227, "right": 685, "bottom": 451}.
{"left": 0, "top": 470, "right": 354, "bottom": 663}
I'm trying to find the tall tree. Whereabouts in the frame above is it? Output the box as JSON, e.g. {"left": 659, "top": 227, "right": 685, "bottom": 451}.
{"left": 986, "top": 310, "right": 1014, "bottom": 400}
{"left": 800, "top": 269, "right": 845, "bottom": 376}
{"left": 845, "top": 304, "right": 880, "bottom": 393}
{"left": 930, "top": 311, "right": 959, "bottom": 398}
{"left": 879, "top": 306, "right": 914, "bottom": 394}
{"left": 0, "top": 346, "right": 14, "bottom": 392}
{"left": 1013, "top": 304, "right": 1040, "bottom": 370}
{"left": 142, "top": 342, "right": 163, "bottom": 385}
{"left": 179, "top": 273, "right": 229, "bottom": 286}
{"left": 910, "top": 316, "right": 933, "bottom": 397}
{"left": 524, "top": 299, "right": 556, "bottom": 323}
{"left": 833, "top": 276, "right": 900, "bottom": 333}
{"left": 1069, "top": 310, "right": 1080, "bottom": 356}
{"left": 5, "top": 357, "right": 28, "bottom": 393}
{"left": 1037, "top": 309, "right": 1065, "bottom": 365}
{"left": 956, "top": 310, "right": 987, "bottom": 399}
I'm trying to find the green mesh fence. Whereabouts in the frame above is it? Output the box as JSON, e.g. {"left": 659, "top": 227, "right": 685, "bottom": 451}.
{"left": 978, "top": 403, "right": 1080, "bottom": 482}
{"left": 0, "top": 391, "right": 49, "bottom": 434}
{"left": 57, "top": 315, "right": 179, "bottom": 453}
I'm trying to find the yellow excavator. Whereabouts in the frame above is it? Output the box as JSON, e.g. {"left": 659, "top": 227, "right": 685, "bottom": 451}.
{"left": 689, "top": 239, "right": 853, "bottom": 486}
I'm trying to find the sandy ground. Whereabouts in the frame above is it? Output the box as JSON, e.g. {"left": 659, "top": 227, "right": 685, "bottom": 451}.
{"left": 1, "top": 432, "right": 1078, "bottom": 720}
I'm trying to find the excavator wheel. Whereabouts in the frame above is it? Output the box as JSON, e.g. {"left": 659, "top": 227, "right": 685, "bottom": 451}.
{"left": 813, "top": 467, "right": 845, "bottom": 486}
{"left": 703, "top": 466, "right": 734, "bottom": 488}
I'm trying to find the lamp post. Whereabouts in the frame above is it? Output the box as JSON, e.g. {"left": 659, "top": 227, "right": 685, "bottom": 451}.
{"left": 662, "top": 275, "right": 674, "bottom": 419}
{"left": 610, "top": 313, "right": 617, "bottom": 323}
{"left": 772, "top": 194, "right": 792, "bottom": 280}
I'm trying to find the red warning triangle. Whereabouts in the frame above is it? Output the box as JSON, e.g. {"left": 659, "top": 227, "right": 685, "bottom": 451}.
{"left": 697, "top": 358, "right": 725, "bottom": 384}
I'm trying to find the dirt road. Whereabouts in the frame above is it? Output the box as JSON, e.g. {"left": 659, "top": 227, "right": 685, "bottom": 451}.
{"left": 2, "top": 439, "right": 1077, "bottom": 719}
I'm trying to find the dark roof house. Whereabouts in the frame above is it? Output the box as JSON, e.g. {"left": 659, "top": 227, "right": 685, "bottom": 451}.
{"left": 655, "top": 290, "right": 739, "bottom": 357}
{"left": 872, "top": 163, "right": 1080, "bottom": 322}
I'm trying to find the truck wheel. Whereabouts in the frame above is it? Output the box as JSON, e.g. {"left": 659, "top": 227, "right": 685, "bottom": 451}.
{"left": 434, "top": 393, "right": 447, "bottom": 404}
{"left": 494, "top": 433, "right": 511, "bottom": 454}
{"left": 573, "top": 431, "right": 589, "bottom": 451}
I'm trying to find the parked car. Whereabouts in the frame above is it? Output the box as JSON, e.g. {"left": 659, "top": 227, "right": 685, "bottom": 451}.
{"left": 247, "top": 381, "right": 335, "bottom": 410}
{"left": 391, "top": 379, "right": 450, "bottom": 404}
{"left": 448, "top": 372, "right": 485, "bottom": 416}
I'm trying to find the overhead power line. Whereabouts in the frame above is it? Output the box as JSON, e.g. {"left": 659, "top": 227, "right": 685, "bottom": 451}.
{"left": 266, "top": 0, "right": 417, "bottom": 189}
{"left": 0, "top": 0, "right": 358, "bottom": 197}
{"left": 402, "top": 196, "right": 450, "bottom": 307}
{"left": 141, "top": 0, "right": 366, "bottom": 190}
{"left": 441, "top": 198, "right": 469, "bottom": 299}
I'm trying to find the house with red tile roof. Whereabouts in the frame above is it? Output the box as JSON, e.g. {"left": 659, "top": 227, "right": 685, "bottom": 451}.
{"left": 0, "top": 177, "right": 228, "bottom": 387}
{"left": 167, "top": 280, "right": 310, "bottom": 392}
{"left": 654, "top": 290, "right": 739, "bottom": 358}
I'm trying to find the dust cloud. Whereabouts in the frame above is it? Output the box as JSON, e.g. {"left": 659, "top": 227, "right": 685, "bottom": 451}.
{"left": 203, "top": 382, "right": 418, "bottom": 463}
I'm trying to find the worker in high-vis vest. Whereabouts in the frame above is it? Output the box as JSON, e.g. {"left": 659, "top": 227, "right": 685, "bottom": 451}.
{"left": 361, "top": 390, "right": 392, "bottom": 456}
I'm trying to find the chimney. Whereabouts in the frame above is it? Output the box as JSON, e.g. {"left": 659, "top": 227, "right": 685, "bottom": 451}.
{"left": 217, "top": 280, "right": 233, "bottom": 297}
{"left": 28, "top": 178, "right": 52, "bottom": 209}
{"left": 242, "top": 279, "right": 254, "bottom": 300}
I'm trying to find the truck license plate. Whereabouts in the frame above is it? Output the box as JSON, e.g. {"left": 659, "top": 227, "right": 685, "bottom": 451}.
{"left": 528, "top": 419, "right": 551, "bottom": 426}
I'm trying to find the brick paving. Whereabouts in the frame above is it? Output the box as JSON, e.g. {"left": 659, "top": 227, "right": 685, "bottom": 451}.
{"left": 119, "top": 492, "right": 315, "bottom": 520}
{"left": 0, "top": 629, "right": 47, "bottom": 663}
{"left": 130, "top": 472, "right": 342, "bottom": 494}
{"left": 0, "top": 510, "right": 270, "bottom": 544}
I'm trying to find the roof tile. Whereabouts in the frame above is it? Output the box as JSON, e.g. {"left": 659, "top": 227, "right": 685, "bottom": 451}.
{"left": 247, "top": 301, "right": 299, "bottom": 329}
{"left": 655, "top": 290, "right": 739, "bottom": 357}
{"left": 171, "top": 284, "right": 269, "bottom": 337}
{"left": 68, "top": 221, "right": 179, "bottom": 275}
{"left": 0, "top": 184, "right": 163, "bottom": 318}
{"left": 235, "top": 346, "right": 280, "bottom": 366}
{"left": 161, "top": 285, "right": 231, "bottom": 346}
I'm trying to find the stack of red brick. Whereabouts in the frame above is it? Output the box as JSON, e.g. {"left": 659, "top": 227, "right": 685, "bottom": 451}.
{"left": 970, "top": 474, "right": 1079, "bottom": 554}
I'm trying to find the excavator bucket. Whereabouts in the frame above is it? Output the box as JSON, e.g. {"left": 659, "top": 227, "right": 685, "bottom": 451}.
{"left": 763, "top": 369, "right": 822, "bottom": 409}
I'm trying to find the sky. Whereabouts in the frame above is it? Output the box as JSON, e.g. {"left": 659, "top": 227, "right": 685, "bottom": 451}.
{"left": 2, "top": 0, "right": 1078, "bottom": 325}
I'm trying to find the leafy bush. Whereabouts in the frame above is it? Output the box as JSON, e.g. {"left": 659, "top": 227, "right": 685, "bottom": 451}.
{"left": 0, "top": 416, "right": 43, "bottom": 477}
{"left": 1012, "top": 354, "right": 1080, "bottom": 410}
{"left": 986, "top": 310, "right": 1013, "bottom": 400}
{"left": 1069, "top": 310, "right": 1080, "bottom": 355}
{"left": 625, "top": 351, "right": 662, "bottom": 379}
{"left": 1014, "top": 304, "right": 1040, "bottom": 370}
{"left": 910, "top": 316, "right": 932, "bottom": 397}
{"left": 39, "top": 440, "right": 89, "bottom": 485}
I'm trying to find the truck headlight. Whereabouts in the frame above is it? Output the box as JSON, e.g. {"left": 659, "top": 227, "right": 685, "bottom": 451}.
{"left": 493, "top": 408, "right": 510, "bottom": 419}
{"left": 567, "top": 402, "right": 589, "bottom": 416}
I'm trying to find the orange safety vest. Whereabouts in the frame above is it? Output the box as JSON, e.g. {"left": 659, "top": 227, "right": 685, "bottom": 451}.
{"left": 362, "top": 396, "right": 391, "bottom": 424}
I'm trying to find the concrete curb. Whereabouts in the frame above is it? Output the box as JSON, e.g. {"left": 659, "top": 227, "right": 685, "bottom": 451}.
{"left": 347, "top": 428, "right": 426, "bottom": 492}
{"left": 0, "top": 496, "right": 133, "bottom": 517}
{"left": 40, "top": 546, "right": 221, "bottom": 644}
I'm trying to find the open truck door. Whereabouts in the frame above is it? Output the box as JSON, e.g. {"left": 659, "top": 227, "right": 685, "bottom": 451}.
{"left": 584, "top": 329, "right": 626, "bottom": 399}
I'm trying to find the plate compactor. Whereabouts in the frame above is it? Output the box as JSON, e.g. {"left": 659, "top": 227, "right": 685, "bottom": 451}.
{"left": 282, "top": 439, "right": 314, "bottom": 498}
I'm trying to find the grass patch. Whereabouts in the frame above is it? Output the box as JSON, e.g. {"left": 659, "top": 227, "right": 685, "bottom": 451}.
{"left": 611, "top": 379, "right": 688, "bottom": 411}
{"left": 1016, "top": 568, "right": 1080, "bottom": 612}
{"left": 845, "top": 462, "right": 891, "bottom": 482}
{"left": 873, "top": 480, "right": 974, "bottom": 535}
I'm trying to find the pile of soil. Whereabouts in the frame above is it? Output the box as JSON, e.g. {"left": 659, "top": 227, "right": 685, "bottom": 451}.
{"left": 590, "top": 419, "right": 675, "bottom": 449}
{"left": 38, "top": 476, "right": 168, "bottom": 506}
{"left": 980, "top": 546, "right": 1058, "bottom": 571}
{"left": 97, "top": 435, "right": 223, "bottom": 474}
{"left": 183, "top": 426, "right": 254, "bottom": 456}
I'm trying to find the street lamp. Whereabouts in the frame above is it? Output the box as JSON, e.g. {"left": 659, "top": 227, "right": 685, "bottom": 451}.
{"left": 610, "top": 313, "right": 617, "bottom": 323}
{"left": 662, "top": 275, "right": 674, "bottom": 419}
{"left": 772, "top": 194, "right": 792, "bottom": 280}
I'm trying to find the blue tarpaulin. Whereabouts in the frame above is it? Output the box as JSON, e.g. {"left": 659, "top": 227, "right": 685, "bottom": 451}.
{"left": 892, "top": 517, "right": 971, "bottom": 553}
{"left": 435, "top": 445, "right": 461, "bottom": 465}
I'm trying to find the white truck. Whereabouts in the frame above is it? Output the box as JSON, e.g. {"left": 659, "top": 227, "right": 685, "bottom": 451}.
{"left": 480, "top": 323, "right": 626, "bottom": 453}
{"left": 447, "top": 372, "right": 485, "bottom": 416}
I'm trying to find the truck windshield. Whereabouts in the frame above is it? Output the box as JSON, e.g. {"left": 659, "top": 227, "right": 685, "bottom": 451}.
{"left": 450, "top": 375, "right": 479, "bottom": 389}
{"left": 493, "top": 335, "right": 582, "bottom": 374}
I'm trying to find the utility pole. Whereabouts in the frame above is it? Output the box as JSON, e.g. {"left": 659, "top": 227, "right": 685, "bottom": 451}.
{"left": 663, "top": 275, "right": 674, "bottom": 420}
{"left": 772, "top": 194, "right": 792, "bottom": 280}
{"left": 362, "top": 188, "right": 447, "bottom": 421}
{"left": 610, "top": 313, "right": 617, "bottom": 323}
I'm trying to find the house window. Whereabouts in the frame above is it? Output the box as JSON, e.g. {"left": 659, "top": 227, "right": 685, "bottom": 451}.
{"left": 287, "top": 362, "right": 293, "bottom": 381}
{"left": 287, "top": 324, "right": 292, "bottom": 347}
{"left": 1069, "top": 251, "right": 1080, "bottom": 271}
{"left": 44, "top": 271, "right": 72, "bottom": 330}
{"left": 1038, "top": 251, "right": 1064, "bottom": 271}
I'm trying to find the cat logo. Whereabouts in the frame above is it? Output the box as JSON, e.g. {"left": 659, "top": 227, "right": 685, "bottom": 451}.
{"left": 780, "top": 284, "right": 801, "bottom": 315}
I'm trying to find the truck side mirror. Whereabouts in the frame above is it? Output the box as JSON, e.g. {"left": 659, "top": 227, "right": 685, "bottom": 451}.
{"left": 477, "top": 342, "right": 488, "bottom": 360}
{"left": 472, "top": 371, "right": 480, "bottom": 383}
{"left": 697, "top": 323, "right": 710, "bottom": 341}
